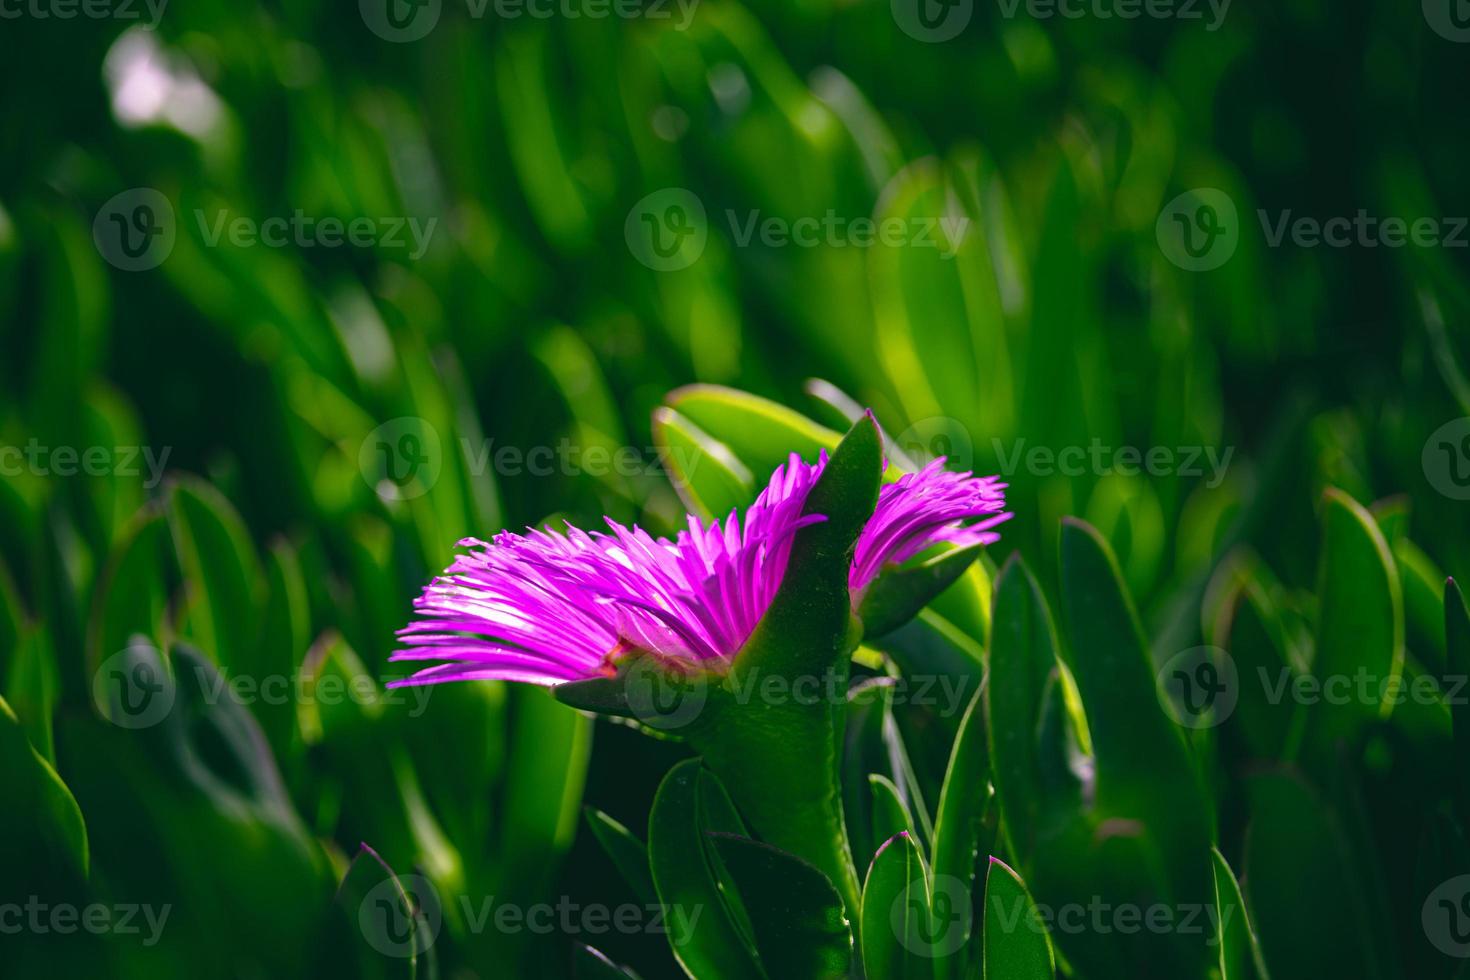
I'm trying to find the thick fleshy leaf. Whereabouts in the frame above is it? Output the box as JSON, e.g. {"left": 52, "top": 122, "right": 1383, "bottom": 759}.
{"left": 647, "top": 759, "right": 764, "bottom": 979}
{"left": 652, "top": 405, "right": 756, "bottom": 521}
{"left": 167, "top": 478, "right": 263, "bottom": 670}
{"left": 859, "top": 543, "right": 984, "bottom": 640}
{"left": 690, "top": 414, "right": 883, "bottom": 919}
{"left": 1210, "top": 565, "right": 1295, "bottom": 760}
{"left": 665, "top": 384, "right": 841, "bottom": 480}
{"left": 929, "top": 684, "right": 992, "bottom": 979}
{"left": 0, "top": 693, "right": 88, "bottom": 879}
{"left": 253, "top": 539, "right": 310, "bottom": 757}
{"left": 1243, "top": 770, "right": 1385, "bottom": 980}
{"left": 85, "top": 505, "right": 168, "bottom": 678}
{"left": 1395, "top": 538, "right": 1446, "bottom": 671}
{"left": 860, "top": 831, "right": 930, "bottom": 980}
{"left": 1211, "top": 847, "right": 1267, "bottom": 980}
{"left": 982, "top": 858, "right": 1053, "bottom": 980}
{"left": 1299, "top": 489, "right": 1403, "bottom": 759}
{"left": 987, "top": 554, "right": 1071, "bottom": 862}
{"left": 316, "top": 844, "right": 425, "bottom": 980}
{"left": 707, "top": 832, "right": 852, "bottom": 980}
{"left": 1056, "top": 519, "right": 1214, "bottom": 973}
{"left": 585, "top": 806, "right": 656, "bottom": 905}
{"left": 869, "top": 774, "right": 917, "bottom": 845}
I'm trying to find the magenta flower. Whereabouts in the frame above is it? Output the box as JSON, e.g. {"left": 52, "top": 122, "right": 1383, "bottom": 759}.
{"left": 391, "top": 448, "right": 1008, "bottom": 688}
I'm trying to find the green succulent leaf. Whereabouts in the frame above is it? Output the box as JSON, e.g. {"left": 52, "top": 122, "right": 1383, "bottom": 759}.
{"left": 858, "top": 543, "right": 985, "bottom": 640}
{"left": 665, "top": 384, "right": 842, "bottom": 479}
{"left": 1212, "top": 847, "right": 1268, "bottom": 980}
{"left": 707, "top": 832, "right": 853, "bottom": 980}
{"left": 652, "top": 405, "right": 757, "bottom": 521}
{"left": 167, "top": 478, "right": 263, "bottom": 670}
{"left": 869, "top": 773, "right": 917, "bottom": 846}
{"left": 1243, "top": 771, "right": 1385, "bottom": 980}
{"left": 585, "top": 806, "right": 657, "bottom": 905}
{"left": 986, "top": 554, "right": 1069, "bottom": 862}
{"left": 982, "top": 858, "right": 1053, "bottom": 980}
{"left": 319, "top": 844, "right": 425, "bottom": 980}
{"left": 929, "top": 683, "right": 992, "bottom": 978}
{"left": 690, "top": 413, "right": 882, "bottom": 920}
{"left": 0, "top": 692, "right": 88, "bottom": 879}
{"left": 859, "top": 831, "right": 931, "bottom": 980}
{"left": 648, "top": 759, "right": 765, "bottom": 980}
{"left": 1297, "top": 488, "right": 1403, "bottom": 760}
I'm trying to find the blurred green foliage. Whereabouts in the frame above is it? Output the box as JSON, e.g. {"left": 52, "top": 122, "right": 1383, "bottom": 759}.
{"left": 2, "top": 0, "right": 1470, "bottom": 976}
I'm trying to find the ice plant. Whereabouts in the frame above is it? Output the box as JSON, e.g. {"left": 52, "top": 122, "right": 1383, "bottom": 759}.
{"left": 393, "top": 452, "right": 1007, "bottom": 688}
{"left": 392, "top": 415, "right": 1009, "bottom": 921}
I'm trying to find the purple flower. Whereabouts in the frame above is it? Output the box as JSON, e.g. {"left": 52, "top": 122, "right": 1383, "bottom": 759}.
{"left": 392, "top": 447, "right": 1008, "bottom": 688}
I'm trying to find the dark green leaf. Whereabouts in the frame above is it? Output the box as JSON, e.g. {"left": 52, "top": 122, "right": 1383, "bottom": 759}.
{"left": 708, "top": 832, "right": 852, "bottom": 980}
{"left": 982, "top": 858, "right": 1053, "bottom": 980}
{"left": 585, "top": 806, "right": 657, "bottom": 905}
{"left": 859, "top": 831, "right": 931, "bottom": 980}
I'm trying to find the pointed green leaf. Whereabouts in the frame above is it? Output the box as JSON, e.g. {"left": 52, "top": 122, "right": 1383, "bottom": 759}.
{"left": 930, "top": 683, "right": 992, "bottom": 978}
{"left": 1299, "top": 488, "right": 1403, "bottom": 758}
{"left": 585, "top": 807, "right": 656, "bottom": 905}
{"left": 1212, "top": 847, "right": 1268, "bottom": 980}
{"left": 0, "top": 693, "right": 88, "bottom": 879}
{"left": 1243, "top": 771, "right": 1385, "bottom": 980}
{"left": 691, "top": 415, "right": 882, "bottom": 920}
{"left": 982, "top": 858, "right": 1053, "bottom": 980}
{"left": 317, "top": 844, "right": 423, "bottom": 980}
{"left": 987, "top": 554, "right": 1067, "bottom": 861}
{"left": 859, "top": 544, "right": 984, "bottom": 640}
{"left": 648, "top": 759, "right": 764, "bottom": 980}
{"left": 708, "top": 832, "right": 852, "bottom": 980}
{"left": 860, "top": 831, "right": 931, "bottom": 980}
{"left": 666, "top": 384, "right": 842, "bottom": 480}
{"left": 869, "top": 773, "right": 917, "bottom": 846}
{"left": 167, "top": 478, "right": 263, "bottom": 670}
{"left": 652, "top": 406, "right": 756, "bottom": 521}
